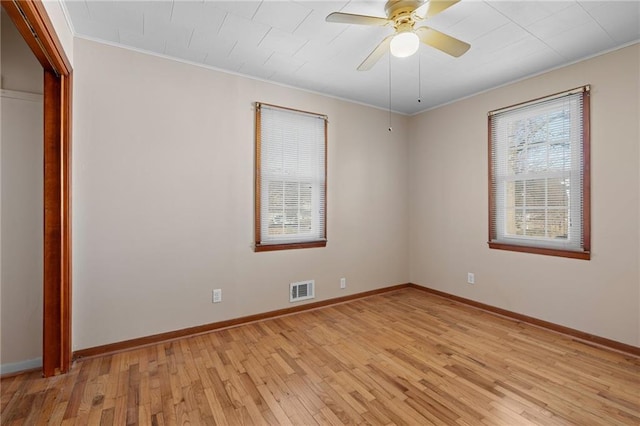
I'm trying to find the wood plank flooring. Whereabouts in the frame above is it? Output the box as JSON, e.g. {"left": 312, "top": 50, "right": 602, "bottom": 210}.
{"left": 2, "top": 288, "right": 639, "bottom": 425}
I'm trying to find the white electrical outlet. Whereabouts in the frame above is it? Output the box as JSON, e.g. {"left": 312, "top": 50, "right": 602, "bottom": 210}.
{"left": 213, "top": 289, "right": 222, "bottom": 303}
{"left": 467, "top": 273, "right": 475, "bottom": 284}
{"left": 340, "top": 277, "right": 346, "bottom": 289}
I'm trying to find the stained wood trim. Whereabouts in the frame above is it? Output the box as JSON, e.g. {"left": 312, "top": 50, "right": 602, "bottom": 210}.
{"left": 254, "top": 102, "right": 262, "bottom": 246}
{"left": 323, "top": 117, "right": 328, "bottom": 241}
{"left": 488, "top": 242, "right": 590, "bottom": 260}
{"left": 74, "top": 282, "right": 640, "bottom": 359}
{"left": 255, "top": 240, "right": 327, "bottom": 252}
{"left": 60, "top": 72, "right": 72, "bottom": 373}
{"left": 2, "top": 0, "right": 73, "bottom": 377}
{"left": 73, "top": 284, "right": 412, "bottom": 359}
{"left": 582, "top": 89, "right": 591, "bottom": 252}
{"left": 43, "top": 71, "right": 63, "bottom": 376}
{"left": 254, "top": 102, "right": 328, "bottom": 251}
{"left": 2, "top": 0, "right": 71, "bottom": 75}
{"left": 487, "top": 86, "right": 591, "bottom": 261}
{"left": 408, "top": 284, "right": 640, "bottom": 356}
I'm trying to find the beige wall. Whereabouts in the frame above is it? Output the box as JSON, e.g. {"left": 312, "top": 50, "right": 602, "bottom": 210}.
{"left": 68, "top": 35, "right": 639, "bottom": 351}
{"left": 409, "top": 44, "right": 640, "bottom": 346}
{"left": 72, "top": 38, "right": 410, "bottom": 350}
{"left": 0, "top": 93, "right": 44, "bottom": 372}
{"left": 1, "top": 10, "right": 45, "bottom": 373}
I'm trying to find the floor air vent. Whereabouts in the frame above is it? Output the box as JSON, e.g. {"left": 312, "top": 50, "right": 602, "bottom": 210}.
{"left": 290, "top": 280, "right": 315, "bottom": 302}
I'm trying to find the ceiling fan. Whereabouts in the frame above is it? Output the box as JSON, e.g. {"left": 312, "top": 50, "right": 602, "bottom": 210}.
{"left": 326, "top": 0, "right": 470, "bottom": 71}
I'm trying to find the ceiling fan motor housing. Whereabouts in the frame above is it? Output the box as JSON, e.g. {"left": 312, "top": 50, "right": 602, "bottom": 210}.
{"left": 385, "top": 0, "right": 423, "bottom": 27}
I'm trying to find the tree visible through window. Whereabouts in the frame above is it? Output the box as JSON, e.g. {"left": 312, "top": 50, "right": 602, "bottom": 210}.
{"left": 255, "top": 103, "right": 327, "bottom": 252}
{"left": 489, "top": 86, "right": 590, "bottom": 259}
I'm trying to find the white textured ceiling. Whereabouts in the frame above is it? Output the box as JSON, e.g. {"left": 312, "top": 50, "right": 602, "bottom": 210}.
{"left": 63, "top": 0, "right": 640, "bottom": 114}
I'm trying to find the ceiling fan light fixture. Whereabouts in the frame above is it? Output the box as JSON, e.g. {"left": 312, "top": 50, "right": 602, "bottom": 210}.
{"left": 390, "top": 31, "right": 419, "bottom": 58}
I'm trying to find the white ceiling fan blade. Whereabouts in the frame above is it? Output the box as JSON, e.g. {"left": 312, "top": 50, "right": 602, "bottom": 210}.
{"left": 358, "top": 35, "right": 394, "bottom": 71}
{"left": 414, "top": 0, "right": 461, "bottom": 20}
{"left": 415, "top": 26, "right": 470, "bottom": 57}
{"left": 326, "top": 12, "right": 390, "bottom": 26}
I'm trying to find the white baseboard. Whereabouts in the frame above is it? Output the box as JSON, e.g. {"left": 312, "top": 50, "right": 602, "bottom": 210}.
{"left": 1, "top": 357, "right": 42, "bottom": 376}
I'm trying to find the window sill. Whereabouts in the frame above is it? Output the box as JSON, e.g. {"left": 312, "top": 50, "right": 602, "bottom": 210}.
{"left": 488, "top": 242, "right": 590, "bottom": 260}
{"left": 255, "top": 240, "right": 327, "bottom": 252}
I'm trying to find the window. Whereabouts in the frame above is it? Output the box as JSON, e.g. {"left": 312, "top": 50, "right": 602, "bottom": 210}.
{"left": 488, "top": 86, "right": 590, "bottom": 259}
{"left": 255, "top": 102, "right": 327, "bottom": 252}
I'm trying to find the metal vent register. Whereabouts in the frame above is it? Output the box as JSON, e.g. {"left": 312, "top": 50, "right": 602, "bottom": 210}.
{"left": 290, "top": 280, "right": 315, "bottom": 302}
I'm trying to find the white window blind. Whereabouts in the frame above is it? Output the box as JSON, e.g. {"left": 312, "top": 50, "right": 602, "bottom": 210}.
{"left": 489, "top": 87, "right": 589, "bottom": 256}
{"left": 256, "top": 103, "right": 326, "bottom": 249}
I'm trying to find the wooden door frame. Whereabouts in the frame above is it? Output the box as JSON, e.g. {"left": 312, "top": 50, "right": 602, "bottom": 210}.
{"left": 2, "top": 0, "right": 72, "bottom": 377}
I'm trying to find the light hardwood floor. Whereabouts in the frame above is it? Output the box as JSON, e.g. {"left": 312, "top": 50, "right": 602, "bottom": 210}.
{"left": 2, "top": 288, "right": 639, "bottom": 425}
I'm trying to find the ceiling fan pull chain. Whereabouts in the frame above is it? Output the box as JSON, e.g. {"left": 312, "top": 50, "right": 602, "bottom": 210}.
{"left": 388, "top": 53, "right": 393, "bottom": 132}
{"left": 418, "top": 54, "right": 422, "bottom": 104}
